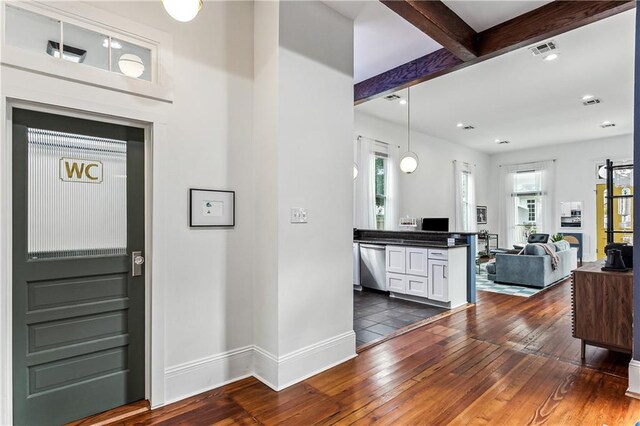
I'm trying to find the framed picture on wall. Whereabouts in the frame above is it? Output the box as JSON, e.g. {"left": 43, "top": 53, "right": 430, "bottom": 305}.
{"left": 477, "top": 206, "right": 488, "bottom": 224}
{"left": 189, "top": 188, "right": 235, "bottom": 227}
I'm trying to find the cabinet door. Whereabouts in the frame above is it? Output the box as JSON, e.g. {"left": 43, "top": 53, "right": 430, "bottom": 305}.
{"left": 386, "top": 246, "right": 406, "bottom": 273}
{"left": 428, "top": 260, "right": 449, "bottom": 302}
{"left": 406, "top": 275, "right": 428, "bottom": 297}
{"left": 386, "top": 272, "right": 405, "bottom": 293}
{"left": 405, "top": 248, "right": 428, "bottom": 277}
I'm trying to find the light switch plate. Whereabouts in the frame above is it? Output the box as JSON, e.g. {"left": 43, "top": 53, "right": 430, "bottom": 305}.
{"left": 290, "top": 207, "right": 308, "bottom": 223}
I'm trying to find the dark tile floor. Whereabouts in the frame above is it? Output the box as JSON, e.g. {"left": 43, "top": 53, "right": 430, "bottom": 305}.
{"left": 354, "top": 289, "right": 447, "bottom": 347}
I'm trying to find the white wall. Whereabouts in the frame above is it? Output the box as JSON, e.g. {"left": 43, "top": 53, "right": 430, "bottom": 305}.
{"left": 252, "top": 1, "right": 356, "bottom": 389}
{"left": 277, "top": 0, "right": 354, "bottom": 357}
{"left": 488, "top": 134, "right": 633, "bottom": 261}
{"left": 355, "top": 111, "right": 493, "bottom": 232}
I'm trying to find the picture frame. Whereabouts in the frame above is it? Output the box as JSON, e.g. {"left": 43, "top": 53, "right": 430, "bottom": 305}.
{"left": 476, "top": 206, "right": 487, "bottom": 224}
{"left": 189, "top": 188, "right": 235, "bottom": 227}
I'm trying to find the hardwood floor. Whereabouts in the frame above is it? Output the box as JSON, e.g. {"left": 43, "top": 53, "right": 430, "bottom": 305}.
{"left": 119, "top": 280, "right": 640, "bottom": 425}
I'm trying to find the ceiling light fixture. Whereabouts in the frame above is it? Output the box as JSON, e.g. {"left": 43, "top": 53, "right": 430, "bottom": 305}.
{"left": 399, "top": 88, "right": 419, "bottom": 174}
{"left": 582, "top": 94, "right": 594, "bottom": 101}
{"left": 118, "top": 53, "right": 145, "bottom": 78}
{"left": 600, "top": 120, "right": 616, "bottom": 128}
{"left": 543, "top": 53, "right": 559, "bottom": 62}
{"left": 162, "top": 0, "right": 202, "bottom": 22}
{"left": 399, "top": 99, "right": 407, "bottom": 105}
{"left": 456, "top": 123, "right": 464, "bottom": 128}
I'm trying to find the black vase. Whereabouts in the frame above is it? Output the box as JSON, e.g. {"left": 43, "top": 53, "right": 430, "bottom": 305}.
{"left": 603, "top": 249, "right": 626, "bottom": 270}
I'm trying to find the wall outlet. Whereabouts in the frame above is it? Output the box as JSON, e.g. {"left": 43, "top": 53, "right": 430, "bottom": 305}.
{"left": 290, "top": 207, "right": 308, "bottom": 223}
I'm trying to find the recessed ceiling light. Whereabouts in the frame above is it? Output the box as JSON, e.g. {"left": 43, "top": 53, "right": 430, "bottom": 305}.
{"left": 543, "top": 53, "right": 559, "bottom": 62}
{"left": 495, "top": 139, "right": 510, "bottom": 145}
{"left": 494, "top": 139, "right": 500, "bottom": 143}
{"left": 600, "top": 120, "right": 616, "bottom": 128}
{"left": 582, "top": 94, "right": 594, "bottom": 101}
{"left": 457, "top": 123, "right": 475, "bottom": 130}
{"left": 457, "top": 123, "right": 464, "bottom": 128}
{"left": 399, "top": 99, "right": 407, "bottom": 105}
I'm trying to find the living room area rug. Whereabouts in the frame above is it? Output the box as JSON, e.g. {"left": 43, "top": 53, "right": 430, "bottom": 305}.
{"left": 476, "top": 262, "right": 558, "bottom": 298}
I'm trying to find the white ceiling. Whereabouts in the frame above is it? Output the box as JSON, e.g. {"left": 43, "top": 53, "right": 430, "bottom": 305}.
{"left": 355, "top": 10, "right": 635, "bottom": 154}
{"left": 441, "top": 0, "right": 554, "bottom": 32}
{"left": 324, "top": 0, "right": 556, "bottom": 83}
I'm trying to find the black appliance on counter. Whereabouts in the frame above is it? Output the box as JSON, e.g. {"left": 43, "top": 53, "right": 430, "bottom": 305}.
{"left": 422, "top": 218, "right": 449, "bottom": 232}
{"left": 604, "top": 243, "right": 633, "bottom": 269}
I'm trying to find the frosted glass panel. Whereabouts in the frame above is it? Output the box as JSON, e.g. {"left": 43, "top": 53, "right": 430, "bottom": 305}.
{"left": 62, "top": 23, "right": 110, "bottom": 70}
{"left": 5, "top": 5, "right": 60, "bottom": 57}
{"left": 27, "top": 128, "right": 127, "bottom": 260}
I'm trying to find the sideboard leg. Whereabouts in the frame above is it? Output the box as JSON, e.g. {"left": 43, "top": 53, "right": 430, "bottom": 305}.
{"left": 581, "top": 340, "right": 586, "bottom": 360}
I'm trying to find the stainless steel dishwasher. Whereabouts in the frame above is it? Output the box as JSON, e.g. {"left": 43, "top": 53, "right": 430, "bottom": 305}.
{"left": 359, "top": 244, "right": 386, "bottom": 291}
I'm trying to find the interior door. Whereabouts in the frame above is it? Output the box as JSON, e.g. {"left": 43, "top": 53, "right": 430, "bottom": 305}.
{"left": 12, "top": 108, "right": 145, "bottom": 425}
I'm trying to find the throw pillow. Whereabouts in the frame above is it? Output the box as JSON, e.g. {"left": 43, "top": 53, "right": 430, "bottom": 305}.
{"left": 553, "top": 240, "right": 571, "bottom": 252}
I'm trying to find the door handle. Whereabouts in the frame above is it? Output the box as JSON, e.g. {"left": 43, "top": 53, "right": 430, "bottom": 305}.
{"left": 132, "top": 251, "right": 144, "bottom": 277}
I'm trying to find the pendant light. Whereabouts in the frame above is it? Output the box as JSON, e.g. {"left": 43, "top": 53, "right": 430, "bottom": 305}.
{"left": 399, "top": 88, "right": 419, "bottom": 174}
{"left": 162, "top": 0, "right": 203, "bottom": 22}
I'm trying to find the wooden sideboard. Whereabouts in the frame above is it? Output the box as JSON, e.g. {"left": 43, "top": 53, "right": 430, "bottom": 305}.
{"left": 571, "top": 262, "right": 633, "bottom": 359}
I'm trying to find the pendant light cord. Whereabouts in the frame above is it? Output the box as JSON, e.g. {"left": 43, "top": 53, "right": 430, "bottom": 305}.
{"left": 407, "top": 87, "right": 411, "bottom": 152}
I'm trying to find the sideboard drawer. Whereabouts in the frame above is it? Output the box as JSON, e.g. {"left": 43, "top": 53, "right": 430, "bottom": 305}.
{"left": 428, "top": 248, "right": 448, "bottom": 260}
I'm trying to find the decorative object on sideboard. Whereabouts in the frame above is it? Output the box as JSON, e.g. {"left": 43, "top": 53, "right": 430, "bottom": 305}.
{"left": 189, "top": 188, "right": 235, "bottom": 227}
{"left": 399, "top": 87, "right": 419, "bottom": 174}
{"left": 476, "top": 206, "right": 487, "bottom": 224}
{"left": 602, "top": 248, "right": 628, "bottom": 272}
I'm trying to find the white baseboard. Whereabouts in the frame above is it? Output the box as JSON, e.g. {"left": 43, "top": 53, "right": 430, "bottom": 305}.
{"left": 164, "top": 345, "right": 254, "bottom": 404}
{"left": 163, "top": 331, "right": 357, "bottom": 404}
{"left": 627, "top": 359, "right": 640, "bottom": 399}
{"left": 252, "top": 345, "right": 279, "bottom": 390}
{"left": 276, "top": 331, "right": 357, "bottom": 390}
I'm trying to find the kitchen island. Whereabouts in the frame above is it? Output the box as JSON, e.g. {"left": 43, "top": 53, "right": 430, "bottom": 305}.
{"left": 354, "top": 229, "right": 477, "bottom": 307}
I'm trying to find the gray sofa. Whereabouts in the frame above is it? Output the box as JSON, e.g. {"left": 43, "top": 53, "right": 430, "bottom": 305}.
{"left": 486, "top": 241, "right": 578, "bottom": 288}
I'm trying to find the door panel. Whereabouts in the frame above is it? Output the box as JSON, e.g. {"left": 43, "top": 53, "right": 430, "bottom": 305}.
{"left": 428, "top": 260, "right": 449, "bottom": 302}
{"left": 12, "top": 109, "right": 145, "bottom": 426}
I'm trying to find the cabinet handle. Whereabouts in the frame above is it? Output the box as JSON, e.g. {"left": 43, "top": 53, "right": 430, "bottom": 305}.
{"left": 444, "top": 265, "right": 447, "bottom": 279}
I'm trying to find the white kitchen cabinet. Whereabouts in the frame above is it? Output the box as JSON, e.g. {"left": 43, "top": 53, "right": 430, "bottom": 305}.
{"left": 405, "top": 275, "right": 428, "bottom": 297}
{"left": 386, "top": 272, "right": 406, "bottom": 293}
{"left": 405, "top": 247, "right": 428, "bottom": 277}
{"left": 386, "top": 246, "right": 406, "bottom": 273}
{"left": 428, "top": 248, "right": 448, "bottom": 260}
{"left": 428, "top": 259, "right": 449, "bottom": 302}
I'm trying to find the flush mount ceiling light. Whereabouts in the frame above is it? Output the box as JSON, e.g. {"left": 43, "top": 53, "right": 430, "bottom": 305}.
{"left": 399, "top": 88, "right": 419, "bottom": 174}
{"left": 162, "top": 0, "right": 203, "bottom": 22}
{"left": 118, "top": 53, "right": 145, "bottom": 78}
{"left": 46, "top": 40, "right": 86, "bottom": 63}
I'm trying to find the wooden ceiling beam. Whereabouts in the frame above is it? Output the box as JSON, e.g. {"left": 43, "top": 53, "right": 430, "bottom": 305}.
{"left": 356, "top": 0, "right": 635, "bottom": 103}
{"left": 381, "top": 0, "right": 479, "bottom": 61}
{"left": 478, "top": 0, "right": 636, "bottom": 58}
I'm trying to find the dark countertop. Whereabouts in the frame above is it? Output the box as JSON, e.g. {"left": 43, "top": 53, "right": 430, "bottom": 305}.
{"left": 354, "top": 239, "right": 469, "bottom": 248}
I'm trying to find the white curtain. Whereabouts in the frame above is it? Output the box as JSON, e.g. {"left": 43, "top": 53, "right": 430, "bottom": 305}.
{"left": 499, "top": 165, "right": 518, "bottom": 247}
{"left": 385, "top": 145, "right": 400, "bottom": 231}
{"left": 454, "top": 161, "right": 477, "bottom": 232}
{"left": 354, "top": 137, "right": 376, "bottom": 229}
{"left": 535, "top": 160, "right": 556, "bottom": 235}
{"left": 499, "top": 160, "right": 556, "bottom": 247}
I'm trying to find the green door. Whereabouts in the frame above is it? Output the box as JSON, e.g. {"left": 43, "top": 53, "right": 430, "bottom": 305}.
{"left": 12, "top": 109, "right": 145, "bottom": 426}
